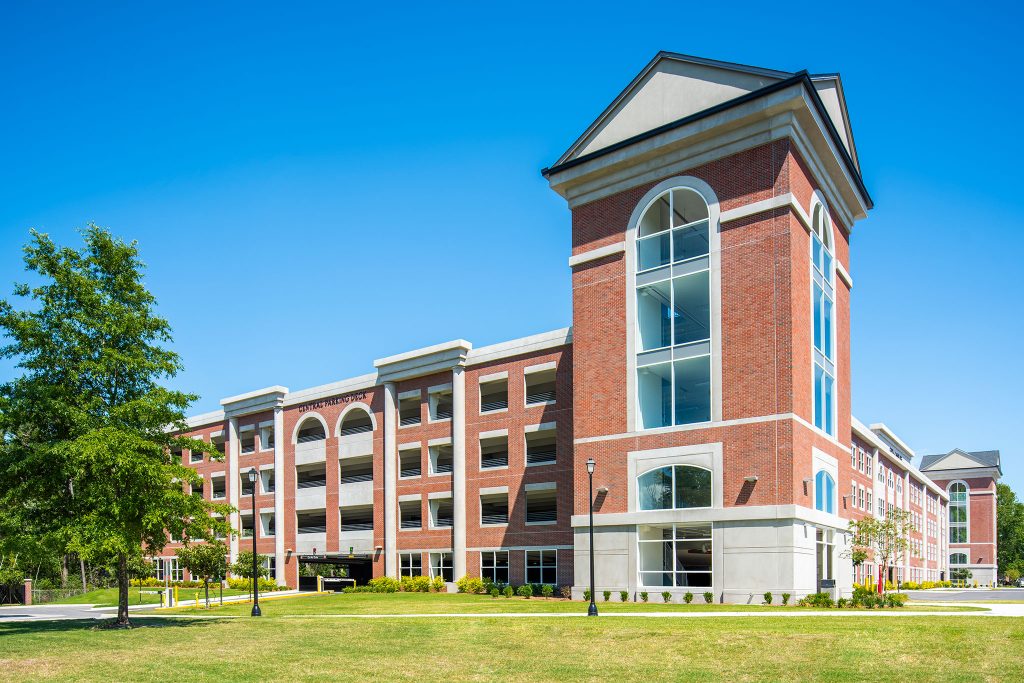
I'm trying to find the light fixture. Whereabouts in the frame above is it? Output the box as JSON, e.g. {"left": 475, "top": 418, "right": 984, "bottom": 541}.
{"left": 597, "top": 486, "right": 609, "bottom": 494}
{"left": 247, "top": 469, "right": 258, "bottom": 484}
{"left": 586, "top": 458, "right": 596, "bottom": 475}
{"left": 744, "top": 475, "right": 759, "bottom": 483}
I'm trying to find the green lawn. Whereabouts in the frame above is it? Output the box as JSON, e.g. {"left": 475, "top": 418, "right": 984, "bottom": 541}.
{"left": 0, "top": 613, "right": 1019, "bottom": 681}
{"left": 54, "top": 586, "right": 256, "bottom": 608}
{"left": 167, "top": 591, "right": 982, "bottom": 616}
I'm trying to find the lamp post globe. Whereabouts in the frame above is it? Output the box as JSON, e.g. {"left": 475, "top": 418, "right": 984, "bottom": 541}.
{"left": 586, "top": 458, "right": 597, "bottom": 617}
{"left": 247, "top": 469, "right": 261, "bottom": 617}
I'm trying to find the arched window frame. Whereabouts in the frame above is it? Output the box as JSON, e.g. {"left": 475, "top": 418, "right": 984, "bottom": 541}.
{"left": 814, "top": 469, "right": 836, "bottom": 514}
{"left": 625, "top": 176, "right": 722, "bottom": 432}
{"left": 336, "top": 402, "right": 377, "bottom": 437}
{"left": 292, "top": 412, "right": 328, "bottom": 444}
{"left": 636, "top": 464, "right": 713, "bottom": 511}
{"left": 809, "top": 194, "right": 838, "bottom": 437}
{"left": 949, "top": 552, "right": 968, "bottom": 566}
{"left": 947, "top": 480, "right": 969, "bottom": 544}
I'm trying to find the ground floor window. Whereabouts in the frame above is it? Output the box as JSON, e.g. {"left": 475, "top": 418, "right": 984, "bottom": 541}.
{"left": 169, "top": 557, "right": 183, "bottom": 582}
{"left": 637, "top": 523, "right": 712, "bottom": 588}
{"left": 152, "top": 558, "right": 165, "bottom": 581}
{"left": 816, "top": 528, "right": 833, "bottom": 588}
{"left": 525, "top": 549, "right": 557, "bottom": 584}
{"left": 481, "top": 551, "right": 509, "bottom": 584}
{"left": 400, "top": 552, "right": 422, "bottom": 577}
{"left": 430, "top": 552, "right": 453, "bottom": 582}
{"left": 262, "top": 557, "right": 276, "bottom": 577}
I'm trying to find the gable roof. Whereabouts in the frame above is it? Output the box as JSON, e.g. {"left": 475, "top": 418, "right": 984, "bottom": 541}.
{"left": 542, "top": 51, "right": 868, "bottom": 208}
{"left": 920, "top": 449, "right": 1002, "bottom": 475}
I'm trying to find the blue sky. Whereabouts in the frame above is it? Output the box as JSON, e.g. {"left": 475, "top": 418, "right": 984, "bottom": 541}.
{"left": 2, "top": 2, "right": 1021, "bottom": 490}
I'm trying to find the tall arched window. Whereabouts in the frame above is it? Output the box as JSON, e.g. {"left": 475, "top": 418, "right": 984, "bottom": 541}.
{"left": 637, "top": 465, "right": 712, "bottom": 510}
{"left": 810, "top": 203, "right": 836, "bottom": 436}
{"left": 338, "top": 408, "right": 373, "bottom": 436}
{"left": 635, "top": 187, "right": 712, "bottom": 429}
{"left": 949, "top": 552, "right": 968, "bottom": 566}
{"left": 948, "top": 482, "right": 968, "bottom": 543}
{"left": 296, "top": 417, "right": 326, "bottom": 443}
{"left": 814, "top": 470, "right": 835, "bottom": 514}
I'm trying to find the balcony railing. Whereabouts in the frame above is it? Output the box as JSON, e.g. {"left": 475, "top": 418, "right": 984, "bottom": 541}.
{"left": 481, "top": 454, "right": 508, "bottom": 469}
{"left": 526, "top": 448, "right": 556, "bottom": 465}
{"left": 526, "top": 389, "right": 556, "bottom": 404}
{"left": 526, "top": 509, "right": 557, "bottom": 523}
{"left": 481, "top": 513, "right": 508, "bottom": 525}
{"left": 481, "top": 398, "right": 508, "bottom": 412}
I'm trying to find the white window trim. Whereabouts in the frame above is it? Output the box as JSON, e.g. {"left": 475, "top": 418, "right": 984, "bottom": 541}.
{"left": 808, "top": 192, "right": 839, "bottom": 439}
{"left": 625, "top": 177, "right": 722, "bottom": 432}
{"left": 947, "top": 480, "right": 970, "bottom": 544}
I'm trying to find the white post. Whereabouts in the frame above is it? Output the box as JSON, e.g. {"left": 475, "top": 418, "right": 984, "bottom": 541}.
{"left": 452, "top": 366, "right": 467, "bottom": 581}
{"left": 228, "top": 417, "right": 240, "bottom": 566}
{"left": 273, "top": 406, "right": 286, "bottom": 585}
{"left": 383, "top": 382, "right": 398, "bottom": 579}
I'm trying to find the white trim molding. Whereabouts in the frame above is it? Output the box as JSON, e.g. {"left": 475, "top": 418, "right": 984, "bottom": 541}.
{"left": 568, "top": 241, "right": 626, "bottom": 268}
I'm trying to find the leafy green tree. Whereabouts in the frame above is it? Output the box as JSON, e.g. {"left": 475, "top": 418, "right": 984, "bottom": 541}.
{"left": 997, "top": 483, "right": 1024, "bottom": 578}
{"left": 231, "top": 549, "right": 270, "bottom": 599}
{"left": 177, "top": 542, "right": 228, "bottom": 608}
{"left": 0, "top": 226, "right": 232, "bottom": 626}
{"left": 847, "top": 509, "right": 915, "bottom": 592}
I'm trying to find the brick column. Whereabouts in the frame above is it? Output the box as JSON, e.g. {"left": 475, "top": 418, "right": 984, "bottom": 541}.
{"left": 23, "top": 578, "right": 32, "bottom": 606}
{"left": 228, "top": 417, "right": 240, "bottom": 565}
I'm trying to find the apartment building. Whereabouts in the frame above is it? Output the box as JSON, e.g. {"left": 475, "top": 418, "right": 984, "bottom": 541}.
{"left": 159, "top": 52, "right": 999, "bottom": 601}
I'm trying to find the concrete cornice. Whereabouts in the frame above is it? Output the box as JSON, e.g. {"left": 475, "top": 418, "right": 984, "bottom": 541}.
{"left": 220, "top": 385, "right": 289, "bottom": 418}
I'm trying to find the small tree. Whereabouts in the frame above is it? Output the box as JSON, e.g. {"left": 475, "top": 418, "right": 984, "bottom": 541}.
{"left": 231, "top": 550, "right": 269, "bottom": 598}
{"left": 847, "top": 509, "right": 915, "bottom": 593}
{"left": 177, "top": 542, "right": 228, "bottom": 608}
{"left": 1005, "top": 568, "right": 1021, "bottom": 585}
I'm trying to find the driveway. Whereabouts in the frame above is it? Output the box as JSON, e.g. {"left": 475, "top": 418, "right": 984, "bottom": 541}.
{"left": 0, "top": 603, "right": 122, "bottom": 623}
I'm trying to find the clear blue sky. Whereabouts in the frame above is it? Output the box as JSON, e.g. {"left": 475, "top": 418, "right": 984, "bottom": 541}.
{"left": 2, "top": 2, "right": 1021, "bottom": 490}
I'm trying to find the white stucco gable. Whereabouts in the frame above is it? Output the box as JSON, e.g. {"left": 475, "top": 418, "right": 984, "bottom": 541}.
{"left": 555, "top": 52, "right": 857, "bottom": 167}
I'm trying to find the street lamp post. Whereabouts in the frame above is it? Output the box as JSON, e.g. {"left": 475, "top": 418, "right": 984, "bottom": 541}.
{"left": 247, "top": 469, "right": 261, "bottom": 617}
{"left": 586, "top": 458, "right": 598, "bottom": 617}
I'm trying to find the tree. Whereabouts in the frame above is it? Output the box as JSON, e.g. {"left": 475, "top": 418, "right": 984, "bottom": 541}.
{"left": 177, "top": 542, "right": 228, "bottom": 608}
{"left": 996, "top": 484, "right": 1024, "bottom": 578}
{"left": 231, "top": 549, "right": 270, "bottom": 600}
{"left": 0, "top": 226, "right": 232, "bottom": 627}
{"left": 847, "top": 509, "right": 915, "bottom": 593}
{"left": 1004, "top": 568, "right": 1020, "bottom": 586}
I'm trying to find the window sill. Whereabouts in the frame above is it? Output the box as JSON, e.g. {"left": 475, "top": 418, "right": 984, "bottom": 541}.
{"left": 480, "top": 465, "right": 509, "bottom": 472}
{"left": 525, "top": 461, "right": 556, "bottom": 468}
{"left": 398, "top": 422, "right": 422, "bottom": 430}
{"left": 399, "top": 527, "right": 423, "bottom": 532}
{"left": 479, "top": 408, "right": 508, "bottom": 416}
{"left": 524, "top": 401, "right": 556, "bottom": 408}
{"left": 525, "top": 521, "right": 558, "bottom": 526}
{"left": 428, "top": 471, "right": 453, "bottom": 478}
{"left": 428, "top": 417, "right": 453, "bottom": 425}
{"left": 480, "top": 522, "right": 508, "bottom": 528}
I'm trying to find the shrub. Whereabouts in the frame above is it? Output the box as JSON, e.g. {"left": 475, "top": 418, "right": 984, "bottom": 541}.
{"left": 400, "top": 575, "right": 431, "bottom": 593}
{"left": 560, "top": 585, "right": 572, "bottom": 599}
{"left": 781, "top": 592, "right": 791, "bottom": 606}
{"left": 583, "top": 589, "right": 591, "bottom": 602}
{"left": 683, "top": 592, "right": 693, "bottom": 604}
{"left": 603, "top": 590, "right": 611, "bottom": 602}
{"left": 703, "top": 591, "right": 713, "bottom": 604}
{"left": 885, "top": 592, "right": 908, "bottom": 608}
{"left": 503, "top": 585, "right": 514, "bottom": 598}
{"left": 490, "top": 587, "right": 500, "bottom": 598}
{"left": 367, "top": 576, "right": 400, "bottom": 593}
{"left": 431, "top": 576, "right": 446, "bottom": 592}
{"left": 226, "top": 577, "right": 283, "bottom": 592}
{"left": 542, "top": 584, "right": 554, "bottom": 598}
{"left": 661, "top": 591, "right": 672, "bottom": 603}
{"left": 837, "top": 597, "right": 848, "bottom": 608}
{"left": 620, "top": 590, "right": 630, "bottom": 603}
{"left": 517, "top": 584, "right": 533, "bottom": 599}
{"left": 640, "top": 591, "right": 649, "bottom": 602}
{"left": 763, "top": 591, "right": 773, "bottom": 605}
{"left": 796, "top": 592, "right": 834, "bottom": 608}
{"left": 456, "top": 575, "right": 485, "bottom": 594}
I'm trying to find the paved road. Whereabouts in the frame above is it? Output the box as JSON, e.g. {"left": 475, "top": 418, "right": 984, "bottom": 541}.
{"left": 0, "top": 603, "right": 121, "bottom": 623}
{"left": 903, "top": 589, "right": 1024, "bottom": 601}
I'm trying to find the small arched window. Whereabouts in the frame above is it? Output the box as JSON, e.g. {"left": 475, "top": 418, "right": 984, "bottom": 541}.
{"left": 948, "top": 482, "right": 968, "bottom": 543}
{"left": 339, "top": 408, "right": 374, "bottom": 436}
{"left": 949, "top": 552, "right": 968, "bottom": 566}
{"left": 637, "top": 465, "right": 712, "bottom": 510}
{"left": 814, "top": 470, "right": 835, "bottom": 514}
{"left": 296, "top": 417, "right": 326, "bottom": 444}
{"left": 635, "top": 186, "right": 712, "bottom": 429}
{"left": 810, "top": 203, "right": 836, "bottom": 436}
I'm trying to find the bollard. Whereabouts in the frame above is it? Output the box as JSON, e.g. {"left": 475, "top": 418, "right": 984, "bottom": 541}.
{"left": 23, "top": 579, "right": 32, "bottom": 606}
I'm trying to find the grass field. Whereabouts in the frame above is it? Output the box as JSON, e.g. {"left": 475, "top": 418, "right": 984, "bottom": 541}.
{"left": 0, "top": 611, "right": 1020, "bottom": 682}
{"left": 166, "top": 591, "right": 984, "bottom": 615}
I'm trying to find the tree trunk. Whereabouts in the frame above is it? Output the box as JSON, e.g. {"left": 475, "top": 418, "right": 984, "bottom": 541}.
{"left": 79, "top": 557, "right": 87, "bottom": 591}
{"left": 60, "top": 554, "right": 69, "bottom": 587}
{"left": 115, "top": 554, "right": 131, "bottom": 627}
{"left": 204, "top": 579, "right": 210, "bottom": 609}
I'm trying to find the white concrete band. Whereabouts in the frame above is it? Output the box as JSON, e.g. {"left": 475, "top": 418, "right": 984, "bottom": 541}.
{"left": 452, "top": 366, "right": 467, "bottom": 581}
{"left": 273, "top": 405, "right": 286, "bottom": 585}
{"left": 227, "top": 417, "right": 240, "bottom": 565}
{"left": 383, "top": 382, "right": 398, "bottom": 579}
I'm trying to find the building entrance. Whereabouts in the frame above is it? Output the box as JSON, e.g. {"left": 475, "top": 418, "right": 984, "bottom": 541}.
{"left": 297, "top": 554, "right": 373, "bottom": 591}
